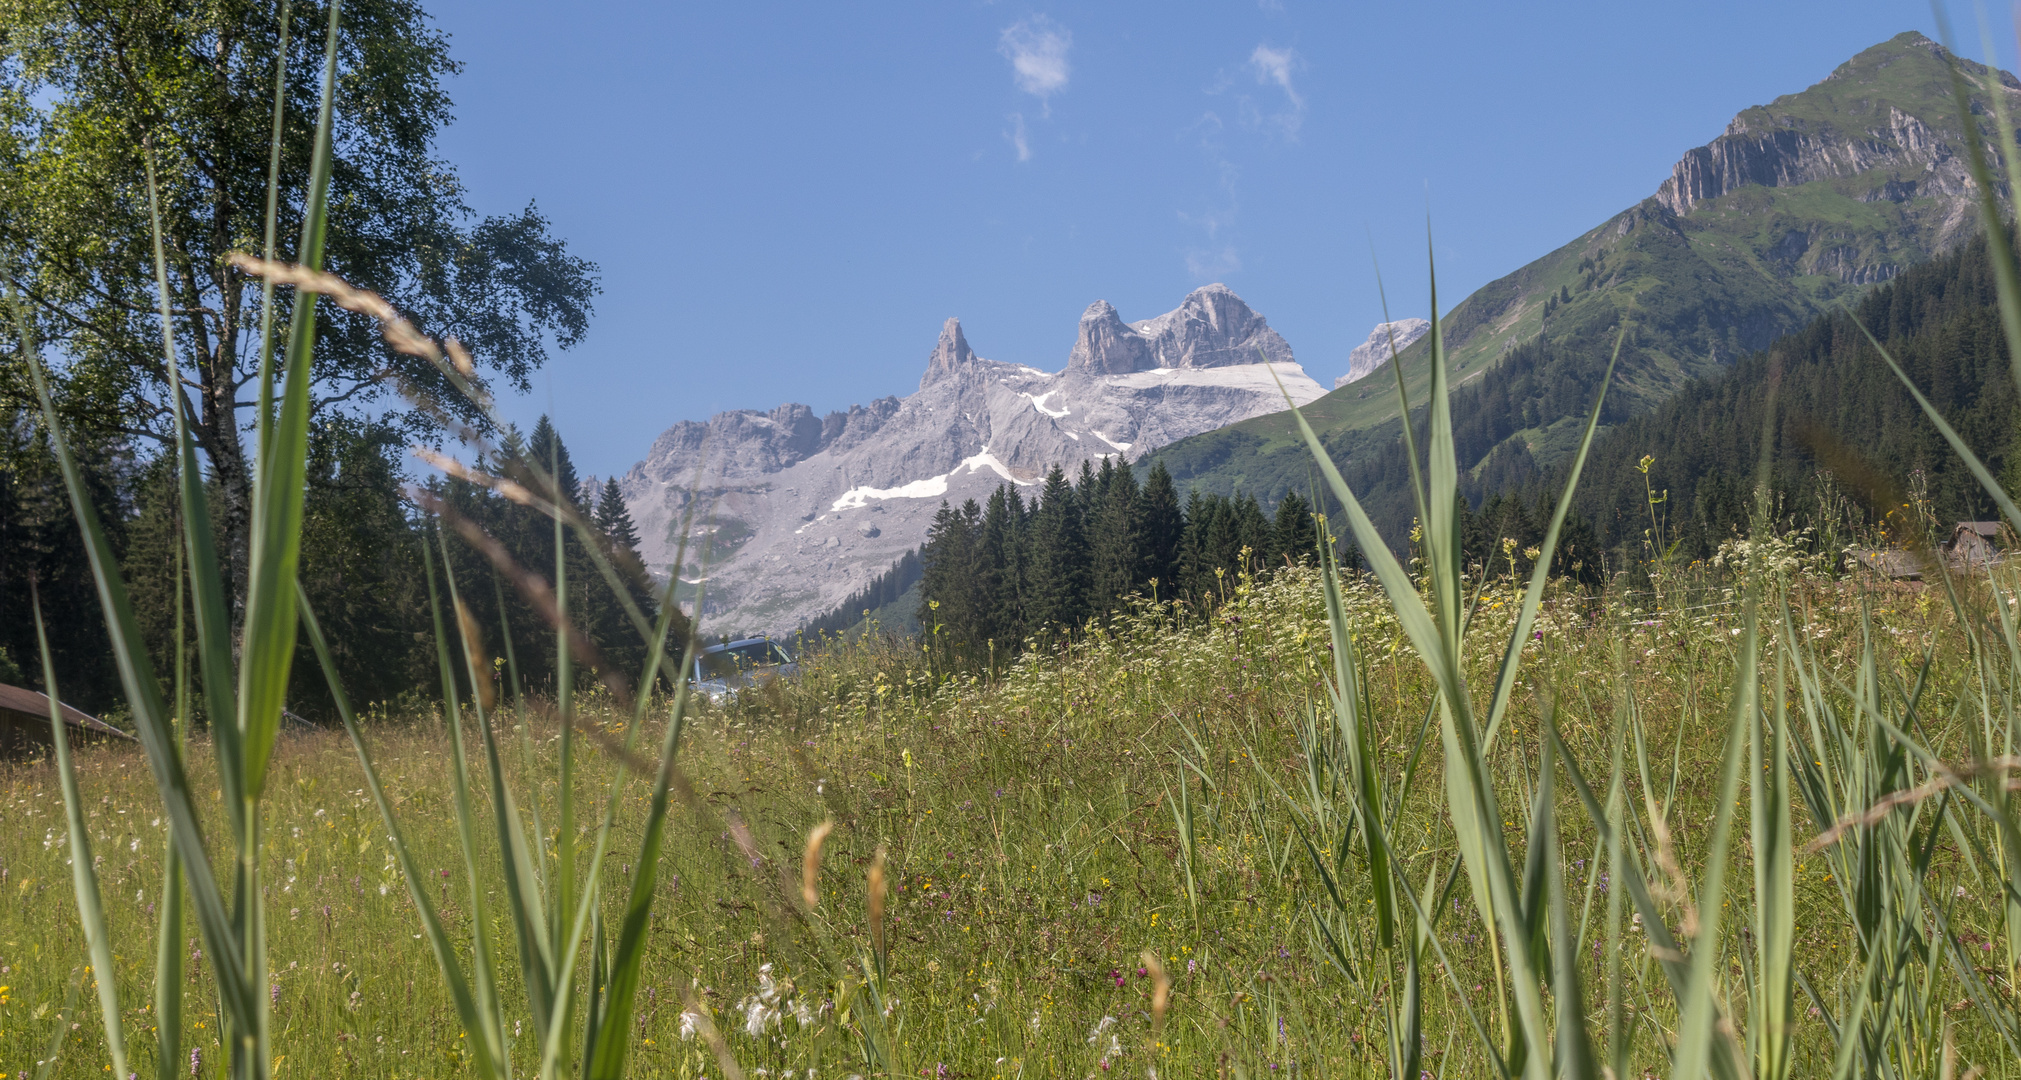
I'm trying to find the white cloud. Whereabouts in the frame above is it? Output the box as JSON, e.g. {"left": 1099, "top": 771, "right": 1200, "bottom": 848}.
{"left": 1006, "top": 112, "right": 1031, "bottom": 162}
{"left": 1247, "top": 44, "right": 1304, "bottom": 137}
{"left": 999, "top": 16, "right": 1071, "bottom": 112}
{"left": 1186, "top": 246, "right": 1242, "bottom": 278}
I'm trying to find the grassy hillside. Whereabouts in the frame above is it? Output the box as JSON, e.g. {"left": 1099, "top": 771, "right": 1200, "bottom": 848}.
{"left": 1147, "top": 31, "right": 2016, "bottom": 536}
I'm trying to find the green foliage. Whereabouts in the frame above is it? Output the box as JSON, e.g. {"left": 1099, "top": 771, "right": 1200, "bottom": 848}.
{"left": 125, "top": 419, "right": 434, "bottom": 722}
{"left": 0, "top": 408, "right": 126, "bottom": 710}
{"left": 0, "top": 0, "right": 599, "bottom": 603}
{"left": 21, "top": 12, "right": 2021, "bottom": 1080}
{"left": 432, "top": 415, "right": 681, "bottom": 695}
{"left": 1021, "top": 465, "right": 1089, "bottom": 633}
{"left": 800, "top": 547, "right": 923, "bottom": 639}
{"left": 1536, "top": 232, "right": 2021, "bottom": 562}
{"left": 915, "top": 455, "right": 1335, "bottom": 670}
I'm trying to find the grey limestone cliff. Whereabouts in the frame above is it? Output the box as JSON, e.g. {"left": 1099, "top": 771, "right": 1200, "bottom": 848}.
{"left": 1336, "top": 318, "right": 1431, "bottom": 388}
{"left": 622, "top": 285, "right": 1322, "bottom": 632}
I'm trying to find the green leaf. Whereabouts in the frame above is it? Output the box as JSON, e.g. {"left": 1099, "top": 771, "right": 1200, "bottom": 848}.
{"left": 298, "top": 583, "right": 507, "bottom": 1080}
{"left": 9, "top": 295, "right": 257, "bottom": 1049}
{"left": 33, "top": 598, "right": 127, "bottom": 1080}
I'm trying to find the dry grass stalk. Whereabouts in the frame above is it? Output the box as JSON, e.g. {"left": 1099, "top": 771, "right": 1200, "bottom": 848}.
{"left": 802, "top": 820, "right": 834, "bottom": 909}
{"left": 409, "top": 448, "right": 543, "bottom": 511}
{"left": 1803, "top": 756, "right": 2021, "bottom": 854}
{"left": 1141, "top": 949, "right": 1171, "bottom": 1040}
{"left": 680, "top": 983, "right": 745, "bottom": 1080}
{"left": 867, "top": 846, "right": 888, "bottom": 963}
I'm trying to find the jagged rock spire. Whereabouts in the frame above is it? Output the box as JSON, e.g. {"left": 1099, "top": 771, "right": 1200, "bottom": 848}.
{"left": 920, "top": 317, "right": 976, "bottom": 388}
{"left": 1068, "top": 300, "right": 1154, "bottom": 375}
{"left": 1068, "top": 285, "right": 1292, "bottom": 375}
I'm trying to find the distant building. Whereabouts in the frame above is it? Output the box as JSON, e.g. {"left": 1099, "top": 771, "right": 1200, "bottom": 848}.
{"left": 1945, "top": 521, "right": 2008, "bottom": 570}
{"left": 1852, "top": 548, "right": 1924, "bottom": 580}
{"left": 0, "top": 684, "right": 133, "bottom": 758}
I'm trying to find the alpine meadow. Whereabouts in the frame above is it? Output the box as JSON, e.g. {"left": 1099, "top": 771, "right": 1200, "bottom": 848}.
{"left": 8, "top": 3, "right": 2021, "bottom": 1080}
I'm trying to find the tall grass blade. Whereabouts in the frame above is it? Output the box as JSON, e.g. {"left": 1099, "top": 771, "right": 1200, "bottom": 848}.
{"left": 10, "top": 295, "right": 257, "bottom": 1054}
{"left": 153, "top": 538, "right": 187, "bottom": 1080}
{"left": 238, "top": 0, "right": 340, "bottom": 804}
{"left": 421, "top": 526, "right": 509, "bottom": 1070}
{"left": 1755, "top": 619, "right": 1796, "bottom": 1080}
{"left": 1934, "top": 12, "right": 2021, "bottom": 397}
{"left": 1671, "top": 598, "right": 1758, "bottom": 1080}
{"left": 1278, "top": 264, "right": 1627, "bottom": 1078}
{"left": 1539, "top": 732, "right": 1598, "bottom": 1079}
{"left": 585, "top": 579, "right": 704, "bottom": 1078}
{"left": 34, "top": 596, "right": 127, "bottom": 1080}
{"left": 32, "top": 966, "right": 84, "bottom": 1080}
{"left": 298, "top": 583, "right": 505, "bottom": 1080}
{"left": 252, "top": 1, "right": 294, "bottom": 447}
{"left": 142, "top": 150, "right": 244, "bottom": 827}
{"left": 439, "top": 561, "right": 556, "bottom": 1048}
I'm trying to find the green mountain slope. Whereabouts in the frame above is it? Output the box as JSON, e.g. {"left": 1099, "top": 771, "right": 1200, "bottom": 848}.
{"left": 1555, "top": 232, "right": 2021, "bottom": 561}
{"left": 1146, "top": 31, "right": 2018, "bottom": 537}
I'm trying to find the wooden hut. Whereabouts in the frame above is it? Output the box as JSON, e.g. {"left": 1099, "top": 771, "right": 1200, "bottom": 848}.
{"left": 0, "top": 683, "right": 134, "bottom": 758}
{"left": 1852, "top": 548, "right": 1925, "bottom": 580}
{"left": 1946, "top": 521, "right": 2008, "bottom": 569}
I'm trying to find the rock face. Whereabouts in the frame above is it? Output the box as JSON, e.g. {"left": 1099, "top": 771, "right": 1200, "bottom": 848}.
{"left": 1065, "top": 284, "right": 1293, "bottom": 375}
{"left": 1648, "top": 33, "right": 2010, "bottom": 271}
{"left": 1336, "top": 318, "right": 1431, "bottom": 387}
{"left": 621, "top": 285, "right": 1322, "bottom": 632}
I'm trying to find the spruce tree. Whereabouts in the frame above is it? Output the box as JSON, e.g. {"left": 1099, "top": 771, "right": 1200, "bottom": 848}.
{"left": 1270, "top": 491, "right": 1319, "bottom": 569}
{"left": 1088, "top": 458, "right": 1141, "bottom": 619}
{"left": 980, "top": 485, "right": 1025, "bottom": 650}
{"left": 1197, "top": 495, "right": 1239, "bottom": 591}
{"left": 1177, "top": 489, "right": 1214, "bottom": 603}
{"left": 1075, "top": 459, "right": 1099, "bottom": 507}
{"left": 526, "top": 415, "right": 582, "bottom": 508}
{"left": 595, "top": 478, "right": 643, "bottom": 554}
{"left": 1023, "top": 465, "right": 1089, "bottom": 634}
{"left": 919, "top": 500, "right": 988, "bottom": 661}
{"left": 1233, "top": 494, "right": 1272, "bottom": 573}
{"left": 588, "top": 476, "right": 662, "bottom": 676}
{"left": 1136, "top": 461, "right": 1185, "bottom": 595}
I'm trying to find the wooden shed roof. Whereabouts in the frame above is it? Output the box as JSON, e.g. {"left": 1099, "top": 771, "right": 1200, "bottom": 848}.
{"left": 0, "top": 684, "right": 133, "bottom": 740}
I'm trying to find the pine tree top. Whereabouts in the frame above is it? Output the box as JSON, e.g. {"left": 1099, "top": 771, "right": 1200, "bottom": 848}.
{"left": 595, "top": 477, "right": 642, "bottom": 553}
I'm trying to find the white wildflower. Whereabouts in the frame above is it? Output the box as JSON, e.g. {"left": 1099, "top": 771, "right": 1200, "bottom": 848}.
{"left": 1087, "top": 1015, "right": 1116, "bottom": 1043}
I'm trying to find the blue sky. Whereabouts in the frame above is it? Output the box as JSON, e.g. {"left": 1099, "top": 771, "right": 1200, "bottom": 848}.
{"left": 423, "top": 0, "right": 2017, "bottom": 480}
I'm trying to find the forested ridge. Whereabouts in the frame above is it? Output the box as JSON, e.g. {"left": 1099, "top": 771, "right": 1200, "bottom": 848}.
{"left": 912, "top": 456, "right": 1328, "bottom": 665}
{"left": 1513, "top": 231, "right": 2021, "bottom": 563}
{"left": 1163, "top": 231, "right": 2021, "bottom": 582}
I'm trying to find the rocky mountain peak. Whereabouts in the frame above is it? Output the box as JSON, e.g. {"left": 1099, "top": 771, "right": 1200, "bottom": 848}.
{"left": 1337, "top": 318, "right": 1431, "bottom": 388}
{"left": 1068, "top": 299, "right": 1155, "bottom": 375}
{"left": 1068, "top": 285, "right": 1293, "bottom": 375}
{"left": 1654, "top": 31, "right": 2018, "bottom": 223}
{"left": 919, "top": 316, "right": 977, "bottom": 388}
{"left": 622, "top": 284, "right": 1323, "bottom": 632}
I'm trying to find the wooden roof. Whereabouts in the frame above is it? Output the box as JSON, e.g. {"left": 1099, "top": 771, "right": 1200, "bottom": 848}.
{"left": 0, "top": 683, "right": 133, "bottom": 740}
